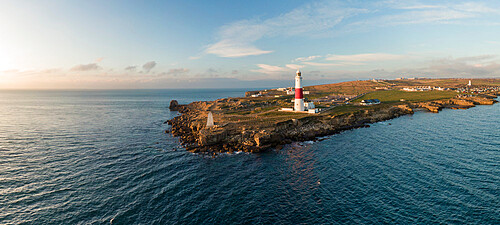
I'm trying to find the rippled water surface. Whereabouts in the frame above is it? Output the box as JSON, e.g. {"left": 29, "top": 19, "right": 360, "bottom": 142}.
{"left": 0, "top": 90, "right": 498, "bottom": 224}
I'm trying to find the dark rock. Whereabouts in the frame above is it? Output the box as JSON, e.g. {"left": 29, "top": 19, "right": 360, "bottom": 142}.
{"left": 169, "top": 100, "right": 179, "bottom": 110}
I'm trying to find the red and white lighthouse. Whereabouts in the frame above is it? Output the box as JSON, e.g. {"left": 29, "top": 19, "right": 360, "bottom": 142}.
{"left": 294, "top": 70, "right": 305, "bottom": 111}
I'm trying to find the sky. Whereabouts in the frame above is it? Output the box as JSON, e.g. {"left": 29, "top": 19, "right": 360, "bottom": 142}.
{"left": 1, "top": 0, "right": 500, "bottom": 89}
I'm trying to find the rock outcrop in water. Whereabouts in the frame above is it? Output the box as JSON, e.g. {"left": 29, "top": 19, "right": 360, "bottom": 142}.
{"left": 412, "top": 97, "right": 497, "bottom": 113}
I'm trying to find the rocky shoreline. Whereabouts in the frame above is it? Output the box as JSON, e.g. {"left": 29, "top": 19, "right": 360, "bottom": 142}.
{"left": 166, "top": 95, "right": 498, "bottom": 154}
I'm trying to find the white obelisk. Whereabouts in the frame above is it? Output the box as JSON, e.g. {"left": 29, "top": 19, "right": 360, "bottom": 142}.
{"left": 206, "top": 112, "right": 214, "bottom": 127}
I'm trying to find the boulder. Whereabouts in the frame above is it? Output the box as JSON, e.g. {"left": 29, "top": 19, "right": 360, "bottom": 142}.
{"left": 169, "top": 100, "right": 180, "bottom": 111}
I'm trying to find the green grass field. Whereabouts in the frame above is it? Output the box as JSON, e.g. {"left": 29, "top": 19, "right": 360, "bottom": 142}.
{"left": 354, "top": 90, "right": 458, "bottom": 103}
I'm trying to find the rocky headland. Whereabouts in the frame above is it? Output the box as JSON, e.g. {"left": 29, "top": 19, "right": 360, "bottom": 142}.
{"left": 166, "top": 79, "right": 499, "bottom": 154}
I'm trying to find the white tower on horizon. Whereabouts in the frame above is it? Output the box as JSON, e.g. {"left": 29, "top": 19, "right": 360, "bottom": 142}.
{"left": 468, "top": 80, "right": 472, "bottom": 86}
{"left": 294, "top": 70, "right": 305, "bottom": 111}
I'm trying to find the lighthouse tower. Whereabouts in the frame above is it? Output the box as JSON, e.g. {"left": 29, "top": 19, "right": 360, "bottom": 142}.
{"left": 294, "top": 70, "right": 305, "bottom": 111}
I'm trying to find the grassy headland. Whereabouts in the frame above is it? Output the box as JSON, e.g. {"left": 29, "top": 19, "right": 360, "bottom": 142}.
{"left": 168, "top": 78, "right": 500, "bottom": 153}
{"left": 354, "top": 90, "right": 458, "bottom": 103}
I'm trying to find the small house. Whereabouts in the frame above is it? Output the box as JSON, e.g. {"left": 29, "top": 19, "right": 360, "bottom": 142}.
{"left": 360, "top": 99, "right": 381, "bottom": 106}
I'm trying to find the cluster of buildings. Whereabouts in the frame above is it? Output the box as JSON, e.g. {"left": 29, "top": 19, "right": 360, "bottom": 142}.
{"left": 459, "top": 86, "right": 500, "bottom": 93}
{"left": 402, "top": 86, "right": 447, "bottom": 91}
{"left": 400, "top": 80, "right": 500, "bottom": 94}
{"left": 247, "top": 84, "right": 313, "bottom": 98}
{"left": 395, "top": 77, "right": 425, "bottom": 80}
{"left": 280, "top": 70, "right": 319, "bottom": 114}
{"left": 246, "top": 90, "right": 269, "bottom": 98}
{"left": 456, "top": 80, "right": 500, "bottom": 93}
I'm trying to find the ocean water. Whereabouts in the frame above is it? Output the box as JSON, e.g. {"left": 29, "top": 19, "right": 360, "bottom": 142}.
{"left": 0, "top": 89, "right": 498, "bottom": 224}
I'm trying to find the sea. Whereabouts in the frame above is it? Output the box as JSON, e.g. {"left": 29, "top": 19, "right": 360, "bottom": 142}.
{"left": 0, "top": 89, "right": 498, "bottom": 224}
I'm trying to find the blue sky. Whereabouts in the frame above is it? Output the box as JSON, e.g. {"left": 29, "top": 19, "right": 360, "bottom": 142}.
{"left": 1, "top": 0, "right": 500, "bottom": 89}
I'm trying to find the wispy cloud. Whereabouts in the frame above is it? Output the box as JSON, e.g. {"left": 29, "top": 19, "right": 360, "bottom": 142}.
{"left": 251, "top": 64, "right": 289, "bottom": 74}
{"left": 396, "top": 5, "right": 444, "bottom": 10}
{"left": 330, "top": 55, "right": 500, "bottom": 79}
{"left": 447, "top": 2, "right": 499, "bottom": 14}
{"left": 205, "top": 1, "right": 366, "bottom": 58}
{"left": 142, "top": 61, "right": 156, "bottom": 73}
{"left": 204, "top": 1, "right": 500, "bottom": 59}
{"left": 374, "top": 10, "right": 474, "bottom": 25}
{"left": 160, "top": 68, "right": 189, "bottom": 76}
{"left": 326, "top": 53, "right": 404, "bottom": 62}
{"left": 383, "top": 0, "right": 445, "bottom": 10}
{"left": 70, "top": 63, "right": 101, "bottom": 71}
{"left": 452, "top": 55, "right": 496, "bottom": 63}
{"left": 204, "top": 19, "right": 273, "bottom": 57}
{"left": 125, "top": 66, "right": 137, "bottom": 71}
{"left": 206, "top": 41, "right": 273, "bottom": 58}
{"left": 285, "top": 64, "right": 305, "bottom": 70}
{"left": 1, "top": 68, "right": 63, "bottom": 78}
{"left": 354, "top": 1, "right": 500, "bottom": 27}
{"left": 384, "top": 1, "right": 499, "bottom": 13}
{"left": 290, "top": 53, "right": 403, "bottom": 67}
{"left": 420, "top": 55, "right": 500, "bottom": 77}
{"left": 293, "top": 55, "right": 322, "bottom": 62}
{"left": 302, "top": 62, "right": 341, "bottom": 66}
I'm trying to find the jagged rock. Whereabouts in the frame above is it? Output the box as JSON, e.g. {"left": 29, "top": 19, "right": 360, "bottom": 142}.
{"left": 467, "top": 97, "right": 497, "bottom": 105}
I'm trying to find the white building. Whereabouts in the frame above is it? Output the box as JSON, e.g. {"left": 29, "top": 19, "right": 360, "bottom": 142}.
{"left": 360, "top": 99, "right": 381, "bottom": 106}
{"left": 304, "top": 102, "right": 315, "bottom": 109}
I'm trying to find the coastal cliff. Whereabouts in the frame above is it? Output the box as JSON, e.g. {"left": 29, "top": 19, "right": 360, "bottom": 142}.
{"left": 167, "top": 103, "right": 413, "bottom": 153}
{"left": 166, "top": 95, "right": 497, "bottom": 154}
